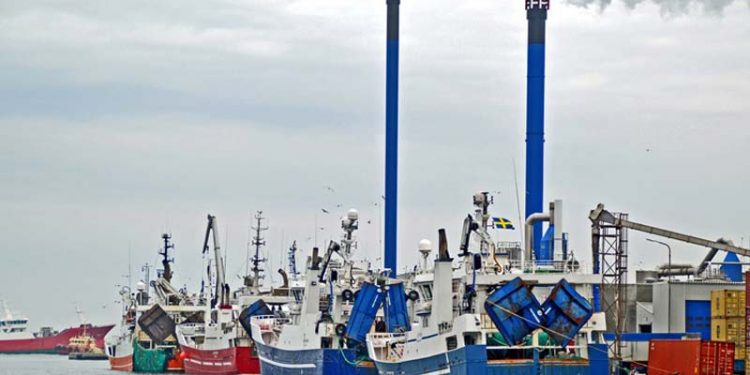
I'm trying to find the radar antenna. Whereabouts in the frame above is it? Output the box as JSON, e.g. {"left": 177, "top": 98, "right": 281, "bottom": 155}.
{"left": 288, "top": 241, "right": 299, "bottom": 280}
{"left": 158, "top": 233, "right": 175, "bottom": 282}
{"left": 248, "top": 211, "right": 268, "bottom": 293}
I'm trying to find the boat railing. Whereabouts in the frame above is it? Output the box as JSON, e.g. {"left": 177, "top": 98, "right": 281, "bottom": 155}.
{"left": 507, "top": 259, "right": 588, "bottom": 274}
{"left": 486, "top": 344, "right": 587, "bottom": 359}
{"left": 486, "top": 344, "right": 586, "bottom": 350}
{"left": 250, "top": 315, "right": 290, "bottom": 333}
{"left": 367, "top": 332, "right": 406, "bottom": 347}
{"left": 178, "top": 322, "right": 205, "bottom": 332}
{"left": 367, "top": 332, "right": 407, "bottom": 361}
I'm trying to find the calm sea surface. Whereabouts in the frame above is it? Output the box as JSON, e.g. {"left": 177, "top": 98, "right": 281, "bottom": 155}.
{"left": 0, "top": 354, "right": 146, "bottom": 375}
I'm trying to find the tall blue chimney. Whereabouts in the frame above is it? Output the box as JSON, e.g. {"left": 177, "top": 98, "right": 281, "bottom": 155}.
{"left": 384, "top": 0, "right": 400, "bottom": 274}
{"left": 525, "top": 0, "right": 548, "bottom": 262}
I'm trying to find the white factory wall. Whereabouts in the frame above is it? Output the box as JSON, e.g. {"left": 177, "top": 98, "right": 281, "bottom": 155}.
{"left": 652, "top": 281, "right": 744, "bottom": 334}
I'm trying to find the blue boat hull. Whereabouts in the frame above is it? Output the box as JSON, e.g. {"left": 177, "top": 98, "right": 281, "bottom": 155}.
{"left": 254, "top": 340, "right": 377, "bottom": 375}
{"left": 372, "top": 344, "right": 608, "bottom": 375}
{"left": 373, "top": 344, "right": 487, "bottom": 374}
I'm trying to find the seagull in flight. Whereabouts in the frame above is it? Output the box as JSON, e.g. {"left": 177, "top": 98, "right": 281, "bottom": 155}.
{"left": 321, "top": 208, "right": 329, "bottom": 214}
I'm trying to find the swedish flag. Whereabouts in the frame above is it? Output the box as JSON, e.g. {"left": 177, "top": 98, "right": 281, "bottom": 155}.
{"left": 492, "top": 217, "right": 515, "bottom": 230}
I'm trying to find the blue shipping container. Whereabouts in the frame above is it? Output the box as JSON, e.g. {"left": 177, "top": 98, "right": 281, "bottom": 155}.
{"left": 484, "top": 277, "right": 545, "bottom": 345}
{"left": 345, "top": 282, "right": 384, "bottom": 343}
{"left": 384, "top": 282, "right": 411, "bottom": 333}
{"left": 541, "top": 279, "right": 593, "bottom": 347}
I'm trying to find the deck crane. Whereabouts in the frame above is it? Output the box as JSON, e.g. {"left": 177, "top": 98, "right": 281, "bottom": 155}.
{"left": 202, "top": 214, "right": 229, "bottom": 309}
{"left": 589, "top": 203, "right": 750, "bottom": 277}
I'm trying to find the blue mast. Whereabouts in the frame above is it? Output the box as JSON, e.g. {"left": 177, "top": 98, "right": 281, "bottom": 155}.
{"left": 525, "top": 0, "right": 549, "bottom": 262}
{"left": 384, "top": 0, "right": 400, "bottom": 274}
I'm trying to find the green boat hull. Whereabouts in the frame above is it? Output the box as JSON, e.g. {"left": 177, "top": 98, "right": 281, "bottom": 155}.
{"left": 132, "top": 340, "right": 169, "bottom": 373}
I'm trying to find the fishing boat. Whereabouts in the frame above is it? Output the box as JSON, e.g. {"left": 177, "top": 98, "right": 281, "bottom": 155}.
{"left": 0, "top": 301, "right": 113, "bottom": 354}
{"left": 128, "top": 233, "right": 205, "bottom": 373}
{"left": 177, "top": 212, "right": 294, "bottom": 375}
{"left": 249, "top": 209, "right": 387, "bottom": 374}
{"left": 367, "top": 194, "right": 609, "bottom": 374}
{"left": 106, "top": 287, "right": 137, "bottom": 371}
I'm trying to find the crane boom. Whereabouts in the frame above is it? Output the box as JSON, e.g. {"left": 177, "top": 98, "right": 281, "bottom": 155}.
{"left": 203, "top": 215, "right": 228, "bottom": 307}
{"left": 590, "top": 204, "right": 750, "bottom": 274}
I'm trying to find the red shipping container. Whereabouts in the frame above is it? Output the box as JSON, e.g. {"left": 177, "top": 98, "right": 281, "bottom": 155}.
{"left": 746, "top": 271, "right": 750, "bottom": 351}
{"left": 648, "top": 339, "right": 734, "bottom": 375}
{"left": 702, "top": 341, "right": 734, "bottom": 375}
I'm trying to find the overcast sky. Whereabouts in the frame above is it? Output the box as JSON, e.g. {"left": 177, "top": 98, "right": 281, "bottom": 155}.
{"left": 1, "top": 0, "right": 748, "bottom": 329}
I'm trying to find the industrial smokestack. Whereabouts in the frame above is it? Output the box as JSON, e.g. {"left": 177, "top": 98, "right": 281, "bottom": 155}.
{"left": 384, "top": 0, "right": 400, "bottom": 274}
{"left": 525, "top": 0, "right": 549, "bottom": 262}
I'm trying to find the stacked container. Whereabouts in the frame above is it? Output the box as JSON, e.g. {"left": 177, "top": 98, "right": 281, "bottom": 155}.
{"left": 711, "top": 289, "right": 747, "bottom": 360}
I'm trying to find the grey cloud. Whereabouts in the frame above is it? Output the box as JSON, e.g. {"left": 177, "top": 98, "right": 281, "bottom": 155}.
{"left": 566, "top": 0, "right": 744, "bottom": 14}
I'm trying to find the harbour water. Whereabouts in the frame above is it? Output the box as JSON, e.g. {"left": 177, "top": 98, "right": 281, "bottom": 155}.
{"left": 0, "top": 355, "right": 124, "bottom": 375}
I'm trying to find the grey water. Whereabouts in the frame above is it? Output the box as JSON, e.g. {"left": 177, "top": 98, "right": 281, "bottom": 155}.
{"left": 0, "top": 354, "right": 141, "bottom": 375}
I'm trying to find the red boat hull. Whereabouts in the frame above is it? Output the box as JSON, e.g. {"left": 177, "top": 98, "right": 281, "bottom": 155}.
{"left": 109, "top": 354, "right": 134, "bottom": 372}
{"left": 182, "top": 344, "right": 260, "bottom": 375}
{"left": 0, "top": 324, "right": 115, "bottom": 354}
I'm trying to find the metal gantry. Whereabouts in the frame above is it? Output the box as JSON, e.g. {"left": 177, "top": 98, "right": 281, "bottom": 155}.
{"left": 591, "top": 211, "right": 628, "bottom": 370}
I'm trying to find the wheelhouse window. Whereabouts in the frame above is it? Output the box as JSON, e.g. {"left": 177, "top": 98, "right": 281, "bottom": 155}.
{"left": 421, "top": 285, "right": 433, "bottom": 301}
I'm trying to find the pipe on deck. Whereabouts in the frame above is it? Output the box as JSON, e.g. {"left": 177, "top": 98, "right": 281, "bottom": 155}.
{"left": 524, "top": 212, "right": 550, "bottom": 269}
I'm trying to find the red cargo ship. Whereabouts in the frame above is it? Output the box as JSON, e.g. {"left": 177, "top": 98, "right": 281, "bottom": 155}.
{"left": 0, "top": 324, "right": 115, "bottom": 354}
{"left": 0, "top": 302, "right": 114, "bottom": 354}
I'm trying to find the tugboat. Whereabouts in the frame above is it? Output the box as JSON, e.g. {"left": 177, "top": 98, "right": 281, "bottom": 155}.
{"left": 65, "top": 307, "right": 108, "bottom": 361}
{"left": 68, "top": 332, "right": 108, "bottom": 361}
{"left": 249, "top": 209, "right": 394, "bottom": 375}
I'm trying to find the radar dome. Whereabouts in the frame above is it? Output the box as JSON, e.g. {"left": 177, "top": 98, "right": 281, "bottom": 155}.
{"left": 347, "top": 209, "right": 359, "bottom": 221}
{"left": 418, "top": 239, "right": 432, "bottom": 253}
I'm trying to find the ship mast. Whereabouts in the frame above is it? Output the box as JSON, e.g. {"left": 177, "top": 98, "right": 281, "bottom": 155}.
{"left": 288, "top": 241, "right": 299, "bottom": 281}
{"left": 159, "top": 233, "right": 175, "bottom": 283}
{"left": 141, "top": 263, "right": 153, "bottom": 294}
{"left": 249, "top": 211, "right": 268, "bottom": 293}
{"left": 1, "top": 300, "right": 11, "bottom": 320}
{"left": 75, "top": 305, "right": 87, "bottom": 325}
